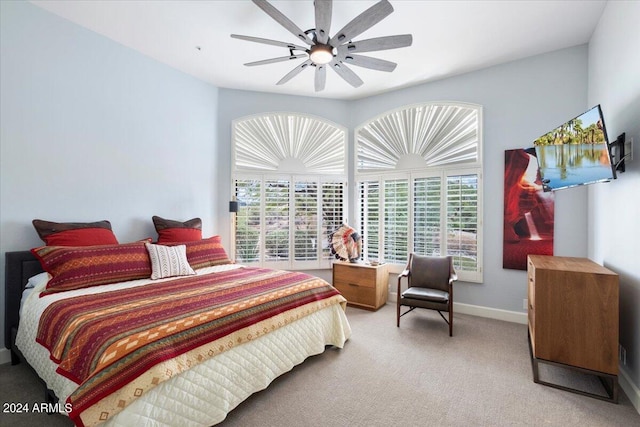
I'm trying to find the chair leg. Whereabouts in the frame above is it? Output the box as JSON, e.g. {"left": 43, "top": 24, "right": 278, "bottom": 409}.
{"left": 396, "top": 300, "right": 400, "bottom": 327}
{"left": 449, "top": 306, "right": 453, "bottom": 337}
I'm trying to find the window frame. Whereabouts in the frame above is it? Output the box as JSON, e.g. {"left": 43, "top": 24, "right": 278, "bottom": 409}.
{"left": 231, "top": 113, "right": 348, "bottom": 271}
{"left": 355, "top": 102, "right": 483, "bottom": 282}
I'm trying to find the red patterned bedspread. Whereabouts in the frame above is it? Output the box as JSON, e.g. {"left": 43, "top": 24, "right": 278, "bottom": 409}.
{"left": 36, "top": 267, "right": 345, "bottom": 426}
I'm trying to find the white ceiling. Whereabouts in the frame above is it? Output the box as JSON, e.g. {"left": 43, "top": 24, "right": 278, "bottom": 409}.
{"left": 31, "top": 0, "right": 607, "bottom": 100}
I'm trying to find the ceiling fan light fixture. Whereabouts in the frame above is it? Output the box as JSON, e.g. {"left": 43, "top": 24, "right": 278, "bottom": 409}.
{"left": 233, "top": 0, "right": 413, "bottom": 91}
{"left": 309, "top": 44, "right": 334, "bottom": 65}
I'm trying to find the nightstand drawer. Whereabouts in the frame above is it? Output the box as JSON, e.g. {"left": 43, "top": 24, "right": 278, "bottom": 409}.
{"left": 333, "top": 281, "right": 375, "bottom": 307}
{"left": 332, "top": 261, "right": 388, "bottom": 311}
{"left": 333, "top": 264, "right": 376, "bottom": 288}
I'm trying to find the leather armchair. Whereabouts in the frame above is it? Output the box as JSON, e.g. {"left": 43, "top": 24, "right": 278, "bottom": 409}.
{"left": 397, "top": 254, "right": 457, "bottom": 336}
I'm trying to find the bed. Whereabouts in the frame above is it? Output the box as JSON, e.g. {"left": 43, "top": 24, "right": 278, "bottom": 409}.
{"left": 4, "top": 249, "right": 351, "bottom": 426}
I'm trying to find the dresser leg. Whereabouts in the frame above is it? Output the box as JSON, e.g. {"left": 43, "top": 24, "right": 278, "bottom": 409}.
{"left": 528, "top": 329, "right": 539, "bottom": 382}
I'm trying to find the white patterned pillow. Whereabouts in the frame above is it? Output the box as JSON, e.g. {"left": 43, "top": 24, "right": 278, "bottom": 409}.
{"left": 146, "top": 243, "right": 195, "bottom": 279}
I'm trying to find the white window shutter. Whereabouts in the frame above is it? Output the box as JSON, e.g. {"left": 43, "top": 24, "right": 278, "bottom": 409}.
{"left": 355, "top": 103, "right": 483, "bottom": 281}
{"left": 357, "top": 103, "right": 479, "bottom": 171}
{"left": 232, "top": 114, "right": 346, "bottom": 270}
{"left": 446, "top": 174, "right": 479, "bottom": 273}
{"left": 413, "top": 176, "right": 442, "bottom": 256}
{"left": 234, "top": 114, "right": 346, "bottom": 174}
{"left": 234, "top": 179, "right": 261, "bottom": 264}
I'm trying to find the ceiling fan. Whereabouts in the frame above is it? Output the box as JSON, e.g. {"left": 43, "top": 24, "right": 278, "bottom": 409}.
{"left": 231, "top": 0, "right": 413, "bottom": 92}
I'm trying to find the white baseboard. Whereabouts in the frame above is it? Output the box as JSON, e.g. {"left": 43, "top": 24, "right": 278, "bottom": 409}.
{"left": 0, "top": 348, "right": 11, "bottom": 365}
{"left": 453, "top": 302, "right": 528, "bottom": 324}
{"left": 620, "top": 365, "right": 640, "bottom": 415}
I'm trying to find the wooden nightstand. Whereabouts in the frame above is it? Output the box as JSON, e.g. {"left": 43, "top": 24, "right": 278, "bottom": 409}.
{"left": 332, "top": 261, "right": 388, "bottom": 311}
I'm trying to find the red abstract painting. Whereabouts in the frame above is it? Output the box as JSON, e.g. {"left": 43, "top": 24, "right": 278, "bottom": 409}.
{"left": 503, "top": 149, "right": 554, "bottom": 270}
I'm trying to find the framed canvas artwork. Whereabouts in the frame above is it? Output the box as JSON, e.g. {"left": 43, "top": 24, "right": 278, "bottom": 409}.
{"left": 503, "top": 148, "right": 554, "bottom": 270}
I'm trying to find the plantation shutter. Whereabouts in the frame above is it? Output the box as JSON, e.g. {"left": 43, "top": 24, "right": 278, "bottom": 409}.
{"left": 446, "top": 173, "right": 479, "bottom": 273}
{"left": 294, "top": 181, "right": 318, "bottom": 262}
{"left": 384, "top": 178, "right": 409, "bottom": 264}
{"left": 264, "top": 179, "right": 290, "bottom": 263}
{"left": 357, "top": 104, "right": 480, "bottom": 171}
{"left": 413, "top": 176, "right": 442, "bottom": 256}
{"left": 359, "top": 181, "right": 380, "bottom": 262}
{"left": 234, "top": 179, "right": 261, "bottom": 263}
{"left": 322, "top": 182, "right": 345, "bottom": 262}
{"left": 355, "top": 103, "right": 482, "bottom": 282}
{"left": 232, "top": 113, "right": 346, "bottom": 270}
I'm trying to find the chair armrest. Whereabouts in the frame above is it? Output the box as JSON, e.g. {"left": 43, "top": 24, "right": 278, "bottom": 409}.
{"left": 449, "top": 272, "right": 458, "bottom": 285}
{"left": 397, "top": 269, "right": 410, "bottom": 294}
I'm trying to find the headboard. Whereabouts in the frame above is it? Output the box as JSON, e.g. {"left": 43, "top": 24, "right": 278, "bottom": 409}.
{"left": 4, "top": 251, "right": 43, "bottom": 349}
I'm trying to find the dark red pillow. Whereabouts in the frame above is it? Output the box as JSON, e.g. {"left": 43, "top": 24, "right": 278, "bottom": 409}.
{"left": 32, "top": 219, "right": 119, "bottom": 246}
{"left": 165, "top": 236, "right": 231, "bottom": 269}
{"left": 152, "top": 216, "right": 202, "bottom": 243}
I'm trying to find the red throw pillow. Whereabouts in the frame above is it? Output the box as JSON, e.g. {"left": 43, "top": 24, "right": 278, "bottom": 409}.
{"left": 166, "top": 236, "right": 231, "bottom": 269}
{"left": 44, "top": 228, "right": 119, "bottom": 246}
{"left": 32, "top": 241, "right": 152, "bottom": 295}
{"left": 152, "top": 216, "right": 202, "bottom": 243}
{"left": 157, "top": 227, "right": 202, "bottom": 243}
{"left": 32, "top": 219, "right": 118, "bottom": 246}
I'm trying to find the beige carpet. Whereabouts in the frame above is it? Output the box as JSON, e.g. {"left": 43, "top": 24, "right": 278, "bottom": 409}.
{"left": 1, "top": 304, "right": 638, "bottom": 426}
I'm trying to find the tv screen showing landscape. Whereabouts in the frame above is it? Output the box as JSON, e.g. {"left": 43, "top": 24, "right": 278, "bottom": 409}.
{"left": 533, "top": 105, "right": 615, "bottom": 191}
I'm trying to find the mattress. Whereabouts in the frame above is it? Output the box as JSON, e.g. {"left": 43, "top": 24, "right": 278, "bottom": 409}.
{"left": 16, "top": 265, "right": 352, "bottom": 426}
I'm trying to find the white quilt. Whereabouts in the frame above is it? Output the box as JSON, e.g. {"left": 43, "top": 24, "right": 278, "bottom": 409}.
{"left": 16, "top": 266, "right": 352, "bottom": 426}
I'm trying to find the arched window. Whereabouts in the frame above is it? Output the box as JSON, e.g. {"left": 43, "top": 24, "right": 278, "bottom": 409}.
{"left": 356, "top": 102, "right": 483, "bottom": 282}
{"left": 232, "top": 113, "right": 347, "bottom": 269}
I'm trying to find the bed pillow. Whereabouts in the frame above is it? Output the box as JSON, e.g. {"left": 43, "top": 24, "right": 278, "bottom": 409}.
{"left": 25, "top": 272, "right": 51, "bottom": 290}
{"left": 152, "top": 216, "right": 202, "bottom": 243}
{"left": 32, "top": 241, "right": 152, "bottom": 295}
{"left": 145, "top": 243, "right": 195, "bottom": 279}
{"left": 166, "top": 235, "right": 232, "bottom": 269}
{"left": 32, "top": 219, "right": 119, "bottom": 246}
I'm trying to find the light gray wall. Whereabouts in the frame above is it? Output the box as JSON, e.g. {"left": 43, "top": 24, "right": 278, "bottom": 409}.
{"left": 0, "top": 2, "right": 220, "bottom": 347}
{"left": 587, "top": 1, "right": 640, "bottom": 392}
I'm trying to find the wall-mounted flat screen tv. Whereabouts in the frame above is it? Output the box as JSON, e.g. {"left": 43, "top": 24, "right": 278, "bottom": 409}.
{"left": 533, "top": 105, "right": 615, "bottom": 191}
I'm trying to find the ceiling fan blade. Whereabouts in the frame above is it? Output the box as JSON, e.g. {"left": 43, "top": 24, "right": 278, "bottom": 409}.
{"left": 252, "top": 0, "right": 314, "bottom": 46}
{"left": 341, "top": 54, "right": 397, "bottom": 72}
{"left": 337, "top": 34, "right": 413, "bottom": 54}
{"left": 277, "top": 59, "right": 313, "bottom": 85}
{"left": 330, "top": 61, "right": 363, "bottom": 88}
{"left": 231, "top": 34, "right": 307, "bottom": 51}
{"left": 314, "top": 0, "right": 332, "bottom": 44}
{"left": 245, "top": 54, "right": 307, "bottom": 67}
{"left": 329, "top": 0, "right": 393, "bottom": 47}
{"left": 315, "top": 65, "right": 327, "bottom": 92}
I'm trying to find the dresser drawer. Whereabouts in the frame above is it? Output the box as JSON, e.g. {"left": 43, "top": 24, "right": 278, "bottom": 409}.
{"left": 333, "top": 264, "right": 376, "bottom": 288}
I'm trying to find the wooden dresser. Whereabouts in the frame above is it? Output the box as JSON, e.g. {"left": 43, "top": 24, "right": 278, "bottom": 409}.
{"left": 332, "top": 261, "right": 388, "bottom": 311}
{"left": 527, "top": 255, "right": 619, "bottom": 402}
